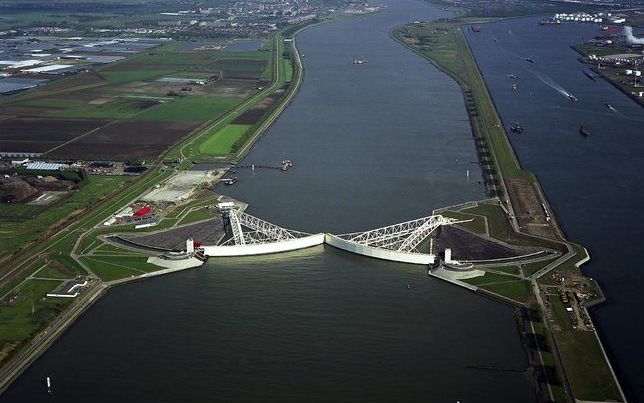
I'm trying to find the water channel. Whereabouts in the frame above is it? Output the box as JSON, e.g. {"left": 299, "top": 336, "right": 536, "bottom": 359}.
{"left": 1, "top": 1, "right": 538, "bottom": 402}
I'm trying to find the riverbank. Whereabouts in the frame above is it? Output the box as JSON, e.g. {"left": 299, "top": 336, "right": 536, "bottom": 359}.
{"left": 393, "top": 19, "right": 626, "bottom": 403}
{"left": 571, "top": 43, "right": 644, "bottom": 108}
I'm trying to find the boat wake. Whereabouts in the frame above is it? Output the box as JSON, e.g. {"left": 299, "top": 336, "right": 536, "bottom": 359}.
{"left": 527, "top": 68, "right": 577, "bottom": 101}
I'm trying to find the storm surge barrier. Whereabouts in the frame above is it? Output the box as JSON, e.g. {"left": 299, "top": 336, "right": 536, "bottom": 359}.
{"left": 201, "top": 204, "right": 466, "bottom": 265}
{"left": 326, "top": 215, "right": 464, "bottom": 265}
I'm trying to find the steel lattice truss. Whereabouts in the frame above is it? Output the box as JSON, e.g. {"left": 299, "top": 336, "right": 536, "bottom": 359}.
{"left": 223, "top": 209, "right": 310, "bottom": 245}
{"left": 339, "top": 215, "right": 463, "bottom": 253}
{"left": 228, "top": 210, "right": 246, "bottom": 245}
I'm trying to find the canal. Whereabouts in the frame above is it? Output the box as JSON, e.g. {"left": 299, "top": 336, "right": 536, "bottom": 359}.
{"left": 465, "top": 17, "right": 644, "bottom": 401}
{"left": 0, "top": 1, "right": 537, "bottom": 402}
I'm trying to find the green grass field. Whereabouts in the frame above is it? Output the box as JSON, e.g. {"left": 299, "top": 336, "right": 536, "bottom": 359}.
{"left": 81, "top": 255, "right": 157, "bottom": 282}
{"left": 549, "top": 296, "right": 622, "bottom": 401}
{"left": 134, "top": 96, "right": 238, "bottom": 122}
{"left": 0, "top": 280, "right": 68, "bottom": 346}
{"left": 100, "top": 69, "right": 177, "bottom": 85}
{"left": 485, "top": 265, "right": 520, "bottom": 275}
{"left": 465, "top": 271, "right": 532, "bottom": 304}
{"left": 198, "top": 124, "right": 251, "bottom": 155}
{"left": 522, "top": 257, "right": 558, "bottom": 277}
{"left": 284, "top": 59, "right": 294, "bottom": 82}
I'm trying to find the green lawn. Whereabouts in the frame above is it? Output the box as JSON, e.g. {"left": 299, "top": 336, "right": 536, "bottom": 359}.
{"left": 485, "top": 265, "right": 520, "bottom": 275}
{"left": 176, "top": 207, "right": 213, "bottom": 226}
{"left": 0, "top": 280, "right": 67, "bottom": 345}
{"left": 81, "top": 255, "right": 156, "bottom": 281}
{"left": 549, "top": 297, "right": 623, "bottom": 401}
{"left": 284, "top": 58, "right": 294, "bottom": 82}
{"left": 198, "top": 124, "right": 251, "bottom": 155}
{"left": 522, "top": 257, "right": 558, "bottom": 277}
{"left": 35, "top": 260, "right": 84, "bottom": 279}
{"left": 481, "top": 280, "right": 532, "bottom": 303}
{"left": 134, "top": 95, "right": 238, "bottom": 122}
{"left": 465, "top": 271, "right": 532, "bottom": 304}
{"left": 464, "top": 272, "right": 514, "bottom": 286}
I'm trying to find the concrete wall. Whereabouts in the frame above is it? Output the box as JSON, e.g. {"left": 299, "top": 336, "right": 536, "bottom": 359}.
{"left": 325, "top": 234, "right": 435, "bottom": 265}
{"left": 202, "top": 233, "right": 325, "bottom": 257}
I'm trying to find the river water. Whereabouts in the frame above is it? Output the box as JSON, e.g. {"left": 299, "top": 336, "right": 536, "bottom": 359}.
{"left": 465, "top": 18, "right": 644, "bottom": 401}
{"left": 1, "top": 1, "right": 537, "bottom": 402}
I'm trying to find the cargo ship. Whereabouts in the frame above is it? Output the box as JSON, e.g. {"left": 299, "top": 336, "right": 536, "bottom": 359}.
{"left": 579, "top": 126, "right": 590, "bottom": 137}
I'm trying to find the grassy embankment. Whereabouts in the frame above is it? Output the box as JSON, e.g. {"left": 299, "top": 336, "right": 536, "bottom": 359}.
{"left": 393, "top": 20, "right": 533, "bottom": 185}
{"left": 393, "top": 20, "right": 623, "bottom": 402}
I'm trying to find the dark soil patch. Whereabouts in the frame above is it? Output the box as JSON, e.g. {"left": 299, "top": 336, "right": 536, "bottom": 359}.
{"left": 47, "top": 120, "right": 202, "bottom": 160}
{"left": 0, "top": 117, "right": 110, "bottom": 153}
{"left": 232, "top": 89, "right": 284, "bottom": 125}
{"left": 433, "top": 226, "right": 539, "bottom": 261}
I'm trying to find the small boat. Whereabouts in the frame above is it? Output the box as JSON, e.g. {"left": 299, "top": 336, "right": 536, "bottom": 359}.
{"left": 353, "top": 58, "right": 367, "bottom": 65}
{"left": 512, "top": 83, "right": 518, "bottom": 90}
{"left": 506, "top": 73, "right": 518, "bottom": 79}
{"left": 281, "top": 160, "right": 293, "bottom": 171}
{"left": 221, "top": 177, "right": 238, "bottom": 185}
{"left": 510, "top": 122, "right": 523, "bottom": 134}
{"left": 605, "top": 103, "right": 617, "bottom": 112}
{"left": 46, "top": 376, "right": 51, "bottom": 394}
{"left": 471, "top": 25, "right": 481, "bottom": 33}
{"left": 568, "top": 94, "right": 578, "bottom": 102}
{"left": 579, "top": 126, "right": 590, "bottom": 137}
{"left": 526, "top": 57, "right": 535, "bottom": 63}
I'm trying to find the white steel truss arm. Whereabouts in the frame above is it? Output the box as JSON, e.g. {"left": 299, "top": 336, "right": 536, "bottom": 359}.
{"left": 237, "top": 211, "right": 298, "bottom": 242}
{"left": 228, "top": 210, "right": 245, "bottom": 245}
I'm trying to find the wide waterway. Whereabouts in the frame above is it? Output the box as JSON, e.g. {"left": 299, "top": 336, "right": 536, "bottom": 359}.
{"left": 465, "top": 18, "right": 644, "bottom": 400}
{"left": 1, "top": 1, "right": 536, "bottom": 402}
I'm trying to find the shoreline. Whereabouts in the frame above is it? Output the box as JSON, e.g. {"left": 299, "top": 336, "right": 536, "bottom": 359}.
{"left": 0, "top": 19, "right": 308, "bottom": 395}
{"left": 391, "top": 18, "right": 627, "bottom": 402}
